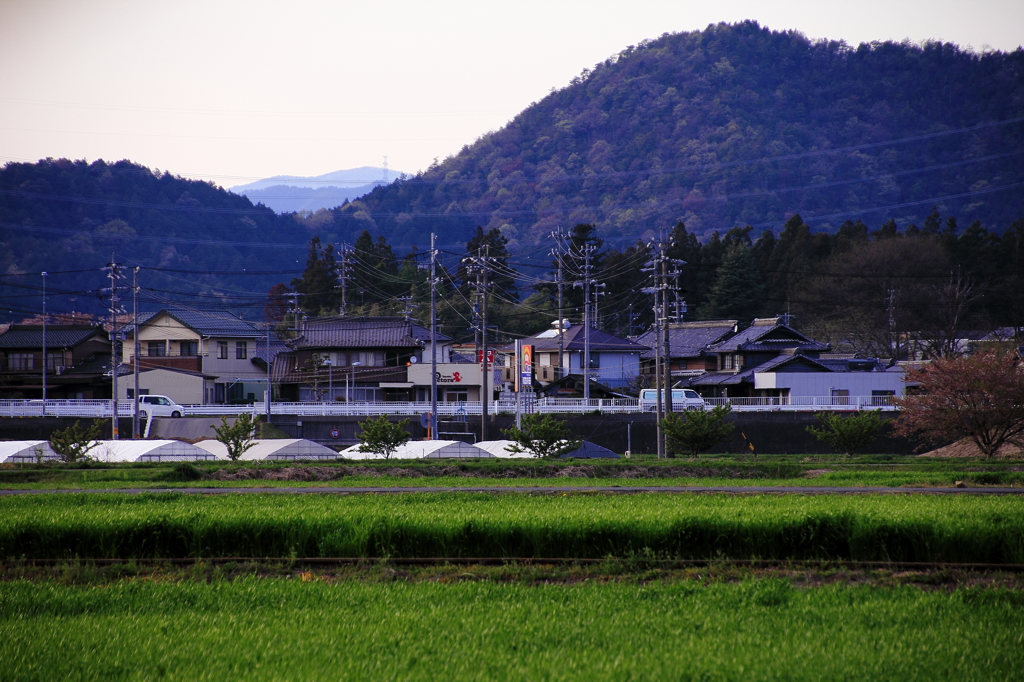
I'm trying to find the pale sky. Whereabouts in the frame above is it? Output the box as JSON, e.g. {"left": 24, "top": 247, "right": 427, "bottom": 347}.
{"left": 1, "top": 0, "right": 1020, "bottom": 188}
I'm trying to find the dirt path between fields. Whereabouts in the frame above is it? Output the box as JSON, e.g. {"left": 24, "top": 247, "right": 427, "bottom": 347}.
{"left": 2, "top": 485, "right": 1023, "bottom": 495}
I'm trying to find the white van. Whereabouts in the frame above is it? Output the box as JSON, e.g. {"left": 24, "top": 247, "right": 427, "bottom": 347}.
{"left": 138, "top": 395, "right": 185, "bottom": 418}
{"left": 639, "top": 388, "right": 706, "bottom": 412}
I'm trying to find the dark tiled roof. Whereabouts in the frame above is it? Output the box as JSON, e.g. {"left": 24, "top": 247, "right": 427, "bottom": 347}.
{"left": 635, "top": 321, "right": 737, "bottom": 359}
{"left": 708, "top": 324, "right": 829, "bottom": 353}
{"left": 135, "top": 309, "right": 261, "bottom": 337}
{"left": 501, "top": 324, "right": 648, "bottom": 353}
{"left": 0, "top": 325, "right": 106, "bottom": 349}
{"left": 688, "top": 353, "right": 891, "bottom": 387}
{"left": 292, "top": 316, "right": 449, "bottom": 350}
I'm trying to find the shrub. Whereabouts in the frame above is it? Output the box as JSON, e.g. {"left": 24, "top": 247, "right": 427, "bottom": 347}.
{"left": 502, "top": 413, "right": 582, "bottom": 458}
{"left": 661, "top": 405, "right": 734, "bottom": 458}
{"left": 807, "top": 411, "right": 886, "bottom": 456}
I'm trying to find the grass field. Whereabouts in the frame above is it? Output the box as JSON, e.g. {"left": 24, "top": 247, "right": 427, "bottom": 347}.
{"left": 2, "top": 577, "right": 1022, "bottom": 681}
{"left": 3, "top": 492, "right": 1023, "bottom": 563}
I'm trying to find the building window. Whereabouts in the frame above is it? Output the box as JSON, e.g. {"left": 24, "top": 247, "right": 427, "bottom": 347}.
{"left": 180, "top": 341, "right": 198, "bottom": 357}
{"left": 218, "top": 341, "right": 228, "bottom": 359}
{"left": 236, "top": 341, "right": 248, "bottom": 359}
{"left": 148, "top": 342, "right": 165, "bottom": 357}
{"left": 8, "top": 353, "right": 34, "bottom": 370}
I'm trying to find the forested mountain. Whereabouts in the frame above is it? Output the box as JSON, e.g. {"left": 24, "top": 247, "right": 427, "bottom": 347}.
{"left": 332, "top": 21, "right": 1024, "bottom": 249}
{"left": 2, "top": 21, "right": 1024, "bottom": 352}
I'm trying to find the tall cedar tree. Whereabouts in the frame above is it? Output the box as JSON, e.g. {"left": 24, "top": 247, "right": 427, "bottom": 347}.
{"left": 291, "top": 236, "right": 339, "bottom": 315}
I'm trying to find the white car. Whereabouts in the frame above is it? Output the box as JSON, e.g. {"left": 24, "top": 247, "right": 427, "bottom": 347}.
{"left": 639, "top": 388, "right": 706, "bottom": 412}
{"left": 138, "top": 395, "right": 184, "bottom": 418}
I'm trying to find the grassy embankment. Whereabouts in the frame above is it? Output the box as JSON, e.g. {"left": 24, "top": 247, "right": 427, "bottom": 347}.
{"left": 1, "top": 454, "right": 1022, "bottom": 489}
{"left": 2, "top": 577, "right": 1022, "bottom": 681}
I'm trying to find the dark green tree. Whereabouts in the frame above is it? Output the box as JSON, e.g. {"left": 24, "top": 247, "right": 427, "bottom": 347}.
{"left": 291, "top": 236, "right": 339, "bottom": 315}
{"left": 697, "top": 243, "right": 765, "bottom": 321}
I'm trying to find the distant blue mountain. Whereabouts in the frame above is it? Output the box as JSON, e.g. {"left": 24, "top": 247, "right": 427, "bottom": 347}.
{"left": 229, "top": 166, "right": 406, "bottom": 214}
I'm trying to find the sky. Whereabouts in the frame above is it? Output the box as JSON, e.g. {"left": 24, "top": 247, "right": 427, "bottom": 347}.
{"left": 1, "top": 0, "right": 1020, "bottom": 189}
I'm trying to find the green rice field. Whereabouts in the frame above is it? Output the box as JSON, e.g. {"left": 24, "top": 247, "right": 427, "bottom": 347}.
{"left": 3, "top": 492, "right": 1023, "bottom": 563}
{"left": 2, "top": 577, "right": 1022, "bottom": 681}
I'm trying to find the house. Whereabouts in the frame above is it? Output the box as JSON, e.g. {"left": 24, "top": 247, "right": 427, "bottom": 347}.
{"left": 0, "top": 324, "right": 112, "bottom": 399}
{"left": 116, "top": 366, "right": 218, "bottom": 405}
{"left": 689, "top": 318, "right": 829, "bottom": 398}
{"left": 689, "top": 317, "right": 904, "bottom": 403}
{"left": 125, "top": 309, "right": 269, "bottom": 404}
{"left": 273, "top": 316, "right": 455, "bottom": 402}
{"left": 497, "top": 320, "right": 648, "bottom": 389}
{"left": 633, "top": 320, "right": 738, "bottom": 382}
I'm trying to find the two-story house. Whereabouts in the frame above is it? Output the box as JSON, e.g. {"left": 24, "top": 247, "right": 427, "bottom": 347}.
{"left": 498, "top": 320, "right": 649, "bottom": 389}
{"left": 0, "top": 324, "right": 112, "bottom": 399}
{"left": 688, "top": 317, "right": 904, "bottom": 403}
{"left": 633, "top": 320, "right": 738, "bottom": 383}
{"left": 273, "top": 316, "right": 456, "bottom": 402}
{"left": 125, "top": 309, "right": 269, "bottom": 404}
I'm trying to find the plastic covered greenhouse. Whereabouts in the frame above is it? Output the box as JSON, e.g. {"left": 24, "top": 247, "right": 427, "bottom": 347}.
{"left": 474, "top": 440, "right": 533, "bottom": 458}
{"left": 344, "top": 440, "right": 492, "bottom": 460}
{"left": 86, "top": 440, "right": 218, "bottom": 462}
{"left": 195, "top": 439, "right": 342, "bottom": 460}
{"left": 0, "top": 441, "right": 59, "bottom": 463}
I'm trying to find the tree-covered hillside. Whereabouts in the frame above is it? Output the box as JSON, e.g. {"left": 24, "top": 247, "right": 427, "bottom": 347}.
{"left": 334, "top": 21, "right": 1024, "bottom": 249}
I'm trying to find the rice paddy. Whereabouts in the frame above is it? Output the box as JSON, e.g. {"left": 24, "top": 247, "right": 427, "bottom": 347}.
{"left": 2, "top": 577, "right": 1022, "bottom": 681}
{"left": 3, "top": 492, "right": 1023, "bottom": 563}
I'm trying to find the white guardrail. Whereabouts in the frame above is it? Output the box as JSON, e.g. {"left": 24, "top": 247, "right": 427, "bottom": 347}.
{"left": 0, "top": 396, "right": 898, "bottom": 418}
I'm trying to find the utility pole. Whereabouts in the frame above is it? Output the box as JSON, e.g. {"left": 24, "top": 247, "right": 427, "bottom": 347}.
{"left": 41, "top": 271, "right": 47, "bottom": 416}
{"left": 549, "top": 228, "right": 568, "bottom": 380}
{"left": 575, "top": 244, "right": 601, "bottom": 402}
{"left": 132, "top": 267, "right": 141, "bottom": 439}
{"left": 430, "top": 233, "right": 438, "bottom": 440}
{"left": 465, "top": 245, "right": 493, "bottom": 439}
{"left": 103, "top": 261, "right": 124, "bottom": 439}
{"left": 398, "top": 295, "right": 417, "bottom": 323}
{"left": 337, "top": 244, "right": 354, "bottom": 316}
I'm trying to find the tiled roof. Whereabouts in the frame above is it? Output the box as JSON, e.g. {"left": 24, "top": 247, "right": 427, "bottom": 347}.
{"left": 635, "top": 321, "right": 737, "bottom": 359}
{"left": 708, "top": 323, "right": 829, "bottom": 353}
{"left": 500, "top": 324, "right": 648, "bottom": 353}
{"left": 292, "top": 316, "right": 449, "bottom": 349}
{"left": 135, "top": 309, "right": 261, "bottom": 337}
{"left": 0, "top": 325, "right": 106, "bottom": 349}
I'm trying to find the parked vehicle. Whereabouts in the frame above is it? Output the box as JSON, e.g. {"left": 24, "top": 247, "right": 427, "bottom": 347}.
{"left": 137, "top": 395, "right": 184, "bottom": 417}
{"left": 639, "top": 388, "right": 706, "bottom": 412}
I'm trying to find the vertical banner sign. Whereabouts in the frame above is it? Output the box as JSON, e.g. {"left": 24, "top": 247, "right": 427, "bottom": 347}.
{"left": 521, "top": 345, "right": 533, "bottom": 390}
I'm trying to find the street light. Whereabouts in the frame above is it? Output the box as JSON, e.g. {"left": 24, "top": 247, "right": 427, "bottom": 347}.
{"left": 346, "top": 361, "right": 362, "bottom": 406}
{"left": 323, "top": 358, "right": 332, "bottom": 404}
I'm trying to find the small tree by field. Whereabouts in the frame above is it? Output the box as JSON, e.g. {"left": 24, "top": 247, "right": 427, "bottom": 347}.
{"left": 212, "top": 413, "right": 259, "bottom": 461}
{"left": 49, "top": 419, "right": 102, "bottom": 463}
{"left": 894, "top": 348, "right": 1024, "bottom": 458}
{"left": 661, "top": 405, "right": 734, "bottom": 458}
{"left": 502, "top": 413, "right": 582, "bottom": 458}
{"left": 357, "top": 415, "right": 411, "bottom": 460}
{"left": 807, "top": 411, "right": 886, "bottom": 457}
